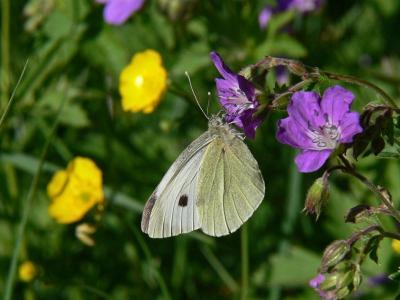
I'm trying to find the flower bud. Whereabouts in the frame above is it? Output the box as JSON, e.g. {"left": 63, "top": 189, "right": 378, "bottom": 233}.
{"left": 304, "top": 176, "right": 330, "bottom": 219}
{"left": 318, "top": 273, "right": 337, "bottom": 291}
{"left": 336, "top": 269, "right": 355, "bottom": 289}
{"left": 335, "top": 286, "right": 351, "bottom": 299}
{"left": 321, "top": 240, "right": 350, "bottom": 271}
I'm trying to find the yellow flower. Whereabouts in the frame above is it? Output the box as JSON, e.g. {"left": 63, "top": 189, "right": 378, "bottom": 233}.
{"left": 19, "top": 261, "right": 37, "bottom": 282}
{"left": 119, "top": 49, "right": 167, "bottom": 113}
{"left": 392, "top": 239, "right": 400, "bottom": 254}
{"left": 47, "top": 157, "right": 104, "bottom": 224}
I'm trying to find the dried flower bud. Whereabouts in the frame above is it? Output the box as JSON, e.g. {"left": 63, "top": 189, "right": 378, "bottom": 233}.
{"left": 321, "top": 240, "right": 350, "bottom": 271}
{"left": 304, "top": 175, "right": 330, "bottom": 219}
{"left": 76, "top": 223, "right": 97, "bottom": 247}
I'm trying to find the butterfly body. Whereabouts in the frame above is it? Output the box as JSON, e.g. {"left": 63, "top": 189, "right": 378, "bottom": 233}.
{"left": 141, "top": 116, "right": 265, "bottom": 238}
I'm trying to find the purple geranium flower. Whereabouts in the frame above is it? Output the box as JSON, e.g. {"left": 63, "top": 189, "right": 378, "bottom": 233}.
{"left": 276, "top": 86, "right": 363, "bottom": 173}
{"left": 96, "top": 0, "right": 145, "bottom": 25}
{"left": 210, "top": 52, "right": 262, "bottom": 139}
{"left": 259, "top": 0, "right": 323, "bottom": 29}
{"left": 309, "top": 274, "right": 332, "bottom": 300}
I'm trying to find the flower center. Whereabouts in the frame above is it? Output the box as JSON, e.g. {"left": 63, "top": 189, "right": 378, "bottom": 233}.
{"left": 309, "top": 123, "right": 340, "bottom": 149}
{"left": 134, "top": 75, "right": 144, "bottom": 87}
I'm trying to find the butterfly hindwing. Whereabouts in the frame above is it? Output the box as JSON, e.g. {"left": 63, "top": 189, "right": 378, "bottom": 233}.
{"left": 141, "top": 132, "right": 214, "bottom": 238}
{"left": 197, "top": 136, "right": 265, "bottom": 237}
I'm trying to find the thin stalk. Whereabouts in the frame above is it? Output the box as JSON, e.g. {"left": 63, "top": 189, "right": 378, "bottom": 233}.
{"left": 131, "top": 226, "right": 172, "bottom": 300}
{"left": 200, "top": 246, "right": 238, "bottom": 293}
{"left": 241, "top": 223, "right": 249, "bottom": 300}
{"left": 0, "top": 59, "right": 29, "bottom": 131}
{"left": 347, "top": 170, "right": 400, "bottom": 223}
{"left": 1, "top": 0, "right": 10, "bottom": 110}
{"left": 255, "top": 56, "right": 398, "bottom": 109}
{"left": 2, "top": 97, "right": 67, "bottom": 300}
{"left": 320, "top": 71, "right": 399, "bottom": 109}
{"left": 334, "top": 156, "right": 400, "bottom": 223}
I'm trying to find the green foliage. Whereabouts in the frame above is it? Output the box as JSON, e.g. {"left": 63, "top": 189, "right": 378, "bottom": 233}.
{"left": 1, "top": 0, "right": 400, "bottom": 299}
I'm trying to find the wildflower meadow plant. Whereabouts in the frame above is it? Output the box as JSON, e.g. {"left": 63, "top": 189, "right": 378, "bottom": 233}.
{"left": 259, "top": 0, "right": 323, "bottom": 29}
{"left": 3, "top": 3, "right": 400, "bottom": 300}
{"left": 208, "top": 53, "right": 400, "bottom": 299}
{"left": 47, "top": 157, "right": 104, "bottom": 224}
{"left": 119, "top": 49, "right": 167, "bottom": 113}
{"left": 96, "top": 0, "right": 145, "bottom": 25}
{"left": 18, "top": 261, "right": 38, "bottom": 283}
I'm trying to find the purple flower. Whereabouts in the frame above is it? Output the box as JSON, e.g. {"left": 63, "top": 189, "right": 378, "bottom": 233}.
{"left": 368, "top": 273, "right": 390, "bottom": 286}
{"left": 309, "top": 274, "right": 332, "bottom": 299}
{"left": 309, "top": 273, "right": 325, "bottom": 288}
{"left": 259, "top": 0, "right": 323, "bottom": 29}
{"left": 276, "top": 66, "right": 290, "bottom": 86}
{"left": 210, "top": 52, "right": 261, "bottom": 139}
{"left": 276, "top": 86, "right": 363, "bottom": 173}
{"left": 259, "top": 6, "right": 274, "bottom": 29}
{"left": 96, "top": 0, "right": 145, "bottom": 25}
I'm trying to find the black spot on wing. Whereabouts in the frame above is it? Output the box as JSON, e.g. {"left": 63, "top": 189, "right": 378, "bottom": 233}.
{"left": 141, "top": 192, "right": 157, "bottom": 233}
{"left": 178, "top": 195, "right": 188, "bottom": 207}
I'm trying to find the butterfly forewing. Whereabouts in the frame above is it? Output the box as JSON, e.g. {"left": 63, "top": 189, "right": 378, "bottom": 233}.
{"left": 141, "top": 132, "right": 214, "bottom": 238}
{"left": 197, "top": 136, "right": 265, "bottom": 237}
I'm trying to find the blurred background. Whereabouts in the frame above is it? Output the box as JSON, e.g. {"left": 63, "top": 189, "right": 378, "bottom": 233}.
{"left": 1, "top": 0, "right": 400, "bottom": 299}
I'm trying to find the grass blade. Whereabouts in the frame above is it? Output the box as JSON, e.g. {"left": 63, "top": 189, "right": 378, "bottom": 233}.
{"left": 0, "top": 59, "right": 29, "bottom": 131}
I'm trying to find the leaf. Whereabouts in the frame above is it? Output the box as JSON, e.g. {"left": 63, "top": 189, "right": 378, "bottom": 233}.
{"left": 366, "top": 235, "right": 383, "bottom": 264}
{"left": 389, "top": 267, "right": 400, "bottom": 282}
{"left": 371, "top": 136, "right": 385, "bottom": 155}
{"left": 269, "top": 246, "right": 321, "bottom": 287}
{"left": 345, "top": 204, "right": 371, "bottom": 223}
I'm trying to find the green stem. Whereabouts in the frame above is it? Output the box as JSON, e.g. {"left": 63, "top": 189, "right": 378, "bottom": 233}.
{"left": 334, "top": 156, "right": 400, "bottom": 223}
{"left": 319, "top": 71, "right": 399, "bottom": 109}
{"left": 255, "top": 56, "right": 398, "bottom": 109}
{"left": 1, "top": 0, "right": 10, "bottom": 111}
{"left": 241, "top": 223, "right": 249, "bottom": 300}
{"left": 131, "top": 226, "right": 172, "bottom": 300}
{"left": 2, "top": 97, "right": 66, "bottom": 300}
{"left": 347, "top": 170, "right": 400, "bottom": 223}
{"left": 0, "top": 59, "right": 29, "bottom": 131}
{"left": 201, "top": 246, "right": 238, "bottom": 293}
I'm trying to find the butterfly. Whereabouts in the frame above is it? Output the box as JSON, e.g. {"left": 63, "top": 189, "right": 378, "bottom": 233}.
{"left": 141, "top": 115, "right": 265, "bottom": 238}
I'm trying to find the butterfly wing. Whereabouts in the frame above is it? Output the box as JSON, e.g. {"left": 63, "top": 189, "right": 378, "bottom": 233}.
{"left": 197, "top": 136, "right": 265, "bottom": 237}
{"left": 141, "top": 131, "right": 215, "bottom": 238}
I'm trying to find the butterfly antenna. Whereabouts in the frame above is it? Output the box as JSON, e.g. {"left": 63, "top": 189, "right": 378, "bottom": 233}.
{"left": 206, "top": 91, "right": 211, "bottom": 116}
{"left": 185, "top": 71, "right": 209, "bottom": 120}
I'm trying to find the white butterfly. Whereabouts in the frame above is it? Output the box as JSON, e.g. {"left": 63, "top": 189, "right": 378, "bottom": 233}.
{"left": 141, "top": 115, "right": 265, "bottom": 238}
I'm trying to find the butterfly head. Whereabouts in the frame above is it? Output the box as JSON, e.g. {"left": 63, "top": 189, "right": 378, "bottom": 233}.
{"left": 208, "top": 114, "right": 244, "bottom": 140}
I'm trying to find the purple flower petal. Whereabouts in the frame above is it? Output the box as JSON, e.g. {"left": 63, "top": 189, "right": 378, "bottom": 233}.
{"left": 276, "top": 66, "right": 289, "bottom": 86}
{"left": 320, "top": 85, "right": 355, "bottom": 126}
{"left": 211, "top": 51, "right": 260, "bottom": 139}
{"left": 259, "top": 6, "right": 274, "bottom": 29}
{"left": 288, "top": 91, "right": 325, "bottom": 129}
{"left": 210, "top": 52, "right": 236, "bottom": 82}
{"left": 339, "top": 112, "right": 363, "bottom": 143}
{"left": 309, "top": 273, "right": 325, "bottom": 288}
{"left": 103, "top": 0, "right": 145, "bottom": 25}
{"left": 276, "top": 85, "right": 362, "bottom": 173}
{"left": 237, "top": 75, "right": 256, "bottom": 103}
{"left": 295, "top": 149, "right": 332, "bottom": 173}
{"left": 276, "top": 117, "right": 314, "bottom": 149}
{"left": 238, "top": 110, "right": 262, "bottom": 139}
